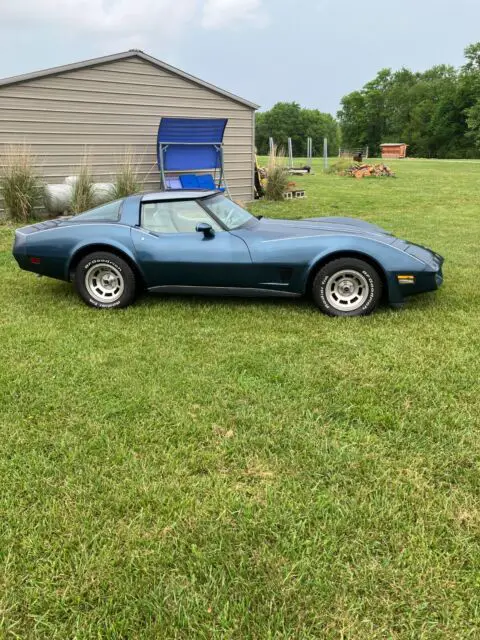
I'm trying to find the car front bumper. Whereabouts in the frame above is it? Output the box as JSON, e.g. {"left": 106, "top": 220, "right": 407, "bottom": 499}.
{"left": 391, "top": 260, "right": 444, "bottom": 306}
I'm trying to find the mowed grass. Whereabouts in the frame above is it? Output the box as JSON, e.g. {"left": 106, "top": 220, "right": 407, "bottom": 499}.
{"left": 1, "top": 158, "right": 479, "bottom": 638}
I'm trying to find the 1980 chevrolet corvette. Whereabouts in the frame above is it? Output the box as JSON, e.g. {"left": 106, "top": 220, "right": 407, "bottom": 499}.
{"left": 13, "top": 190, "right": 444, "bottom": 317}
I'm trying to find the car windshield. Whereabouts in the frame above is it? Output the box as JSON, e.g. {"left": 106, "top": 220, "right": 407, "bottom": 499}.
{"left": 204, "top": 195, "right": 254, "bottom": 230}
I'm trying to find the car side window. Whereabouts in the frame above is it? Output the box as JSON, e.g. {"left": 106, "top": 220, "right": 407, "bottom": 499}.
{"left": 141, "top": 201, "right": 222, "bottom": 234}
{"left": 73, "top": 199, "right": 123, "bottom": 222}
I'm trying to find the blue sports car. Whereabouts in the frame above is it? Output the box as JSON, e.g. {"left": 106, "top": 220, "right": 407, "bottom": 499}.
{"left": 13, "top": 190, "right": 444, "bottom": 317}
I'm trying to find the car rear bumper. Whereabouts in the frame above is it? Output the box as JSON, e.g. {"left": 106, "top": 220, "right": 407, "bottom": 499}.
{"left": 13, "top": 229, "right": 65, "bottom": 279}
{"left": 12, "top": 231, "right": 30, "bottom": 269}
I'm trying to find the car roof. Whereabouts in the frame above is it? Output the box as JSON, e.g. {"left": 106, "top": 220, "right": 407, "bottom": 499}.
{"left": 141, "top": 190, "right": 220, "bottom": 202}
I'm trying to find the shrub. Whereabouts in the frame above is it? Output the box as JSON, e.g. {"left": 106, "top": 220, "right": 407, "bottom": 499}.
{"left": 325, "top": 158, "right": 353, "bottom": 175}
{"left": 0, "top": 145, "right": 41, "bottom": 222}
{"left": 71, "top": 157, "right": 94, "bottom": 213}
{"left": 113, "top": 150, "right": 142, "bottom": 199}
{"left": 265, "top": 146, "right": 288, "bottom": 201}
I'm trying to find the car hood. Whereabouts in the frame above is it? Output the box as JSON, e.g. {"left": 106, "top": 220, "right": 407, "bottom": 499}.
{"left": 246, "top": 216, "right": 443, "bottom": 268}
{"left": 252, "top": 216, "right": 399, "bottom": 244}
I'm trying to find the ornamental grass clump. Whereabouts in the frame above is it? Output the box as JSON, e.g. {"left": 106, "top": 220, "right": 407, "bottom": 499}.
{"left": 71, "top": 157, "right": 94, "bottom": 213}
{"left": 325, "top": 158, "right": 352, "bottom": 175}
{"left": 0, "top": 145, "right": 41, "bottom": 222}
{"left": 265, "top": 145, "right": 288, "bottom": 201}
{"left": 113, "top": 150, "right": 142, "bottom": 199}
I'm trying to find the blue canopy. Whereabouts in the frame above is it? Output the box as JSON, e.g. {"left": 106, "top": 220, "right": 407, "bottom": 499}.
{"left": 157, "top": 117, "right": 228, "bottom": 172}
{"left": 158, "top": 118, "right": 227, "bottom": 144}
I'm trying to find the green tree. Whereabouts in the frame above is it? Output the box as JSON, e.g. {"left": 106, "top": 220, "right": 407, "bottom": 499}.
{"left": 461, "top": 43, "right": 480, "bottom": 150}
{"left": 338, "top": 69, "right": 392, "bottom": 153}
{"left": 463, "top": 42, "right": 480, "bottom": 72}
{"left": 338, "top": 46, "right": 480, "bottom": 158}
{"left": 337, "top": 91, "right": 368, "bottom": 149}
{"left": 255, "top": 102, "right": 339, "bottom": 157}
{"left": 260, "top": 42, "right": 480, "bottom": 160}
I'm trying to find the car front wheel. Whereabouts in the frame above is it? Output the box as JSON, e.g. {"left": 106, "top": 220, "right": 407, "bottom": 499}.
{"left": 75, "top": 251, "right": 136, "bottom": 309}
{"left": 312, "top": 257, "right": 382, "bottom": 317}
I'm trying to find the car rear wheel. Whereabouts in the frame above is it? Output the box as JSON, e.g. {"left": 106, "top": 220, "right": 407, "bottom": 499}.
{"left": 75, "top": 252, "right": 136, "bottom": 309}
{"left": 312, "top": 257, "right": 382, "bottom": 317}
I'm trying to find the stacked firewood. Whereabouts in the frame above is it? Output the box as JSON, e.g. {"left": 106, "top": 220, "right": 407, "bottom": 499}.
{"left": 342, "top": 163, "right": 396, "bottom": 179}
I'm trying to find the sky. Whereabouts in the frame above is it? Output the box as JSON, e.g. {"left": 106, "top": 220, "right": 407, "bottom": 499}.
{"left": 1, "top": 0, "right": 480, "bottom": 115}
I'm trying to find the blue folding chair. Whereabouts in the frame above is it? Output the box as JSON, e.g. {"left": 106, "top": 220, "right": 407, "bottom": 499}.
{"left": 157, "top": 118, "right": 229, "bottom": 195}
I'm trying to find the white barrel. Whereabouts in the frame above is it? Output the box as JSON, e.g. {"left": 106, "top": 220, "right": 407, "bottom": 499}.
{"left": 92, "top": 183, "right": 115, "bottom": 205}
{"left": 44, "top": 180, "right": 115, "bottom": 214}
{"left": 44, "top": 184, "right": 73, "bottom": 214}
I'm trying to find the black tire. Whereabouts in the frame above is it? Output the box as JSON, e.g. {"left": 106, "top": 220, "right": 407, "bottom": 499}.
{"left": 74, "top": 251, "right": 136, "bottom": 309}
{"left": 312, "top": 257, "right": 382, "bottom": 317}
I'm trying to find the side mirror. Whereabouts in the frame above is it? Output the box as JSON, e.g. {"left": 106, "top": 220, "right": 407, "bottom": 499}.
{"left": 196, "top": 222, "right": 215, "bottom": 238}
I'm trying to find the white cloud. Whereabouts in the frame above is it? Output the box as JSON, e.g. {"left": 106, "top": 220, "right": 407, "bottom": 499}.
{"left": 1, "top": 0, "right": 269, "bottom": 43}
{"left": 2, "top": 0, "right": 197, "bottom": 40}
{"left": 201, "top": 0, "right": 268, "bottom": 29}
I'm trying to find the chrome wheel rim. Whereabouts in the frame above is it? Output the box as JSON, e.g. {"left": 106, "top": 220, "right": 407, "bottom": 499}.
{"left": 325, "top": 269, "right": 369, "bottom": 311}
{"left": 85, "top": 263, "right": 124, "bottom": 303}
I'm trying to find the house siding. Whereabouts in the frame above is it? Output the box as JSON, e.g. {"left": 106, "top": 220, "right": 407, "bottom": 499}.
{"left": 0, "top": 56, "right": 255, "bottom": 214}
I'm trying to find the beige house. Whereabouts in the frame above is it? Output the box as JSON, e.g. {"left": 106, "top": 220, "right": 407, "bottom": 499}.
{"left": 0, "top": 50, "right": 258, "bottom": 214}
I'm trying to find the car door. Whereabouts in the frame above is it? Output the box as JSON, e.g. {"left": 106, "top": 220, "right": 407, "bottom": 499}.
{"left": 131, "top": 199, "right": 253, "bottom": 288}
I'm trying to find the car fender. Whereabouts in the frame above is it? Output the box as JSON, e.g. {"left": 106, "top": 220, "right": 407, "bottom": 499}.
{"left": 303, "top": 237, "right": 427, "bottom": 302}
{"left": 65, "top": 229, "right": 144, "bottom": 281}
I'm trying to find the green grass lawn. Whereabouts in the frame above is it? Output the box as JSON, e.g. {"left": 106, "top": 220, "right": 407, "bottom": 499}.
{"left": 1, "top": 158, "right": 479, "bottom": 638}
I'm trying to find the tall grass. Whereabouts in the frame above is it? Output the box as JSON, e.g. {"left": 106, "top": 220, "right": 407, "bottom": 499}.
{"left": 71, "top": 157, "right": 94, "bottom": 213}
{"left": 0, "top": 144, "right": 41, "bottom": 222}
{"left": 325, "top": 158, "right": 353, "bottom": 175}
{"left": 113, "top": 150, "right": 142, "bottom": 199}
{"left": 265, "top": 145, "right": 288, "bottom": 201}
